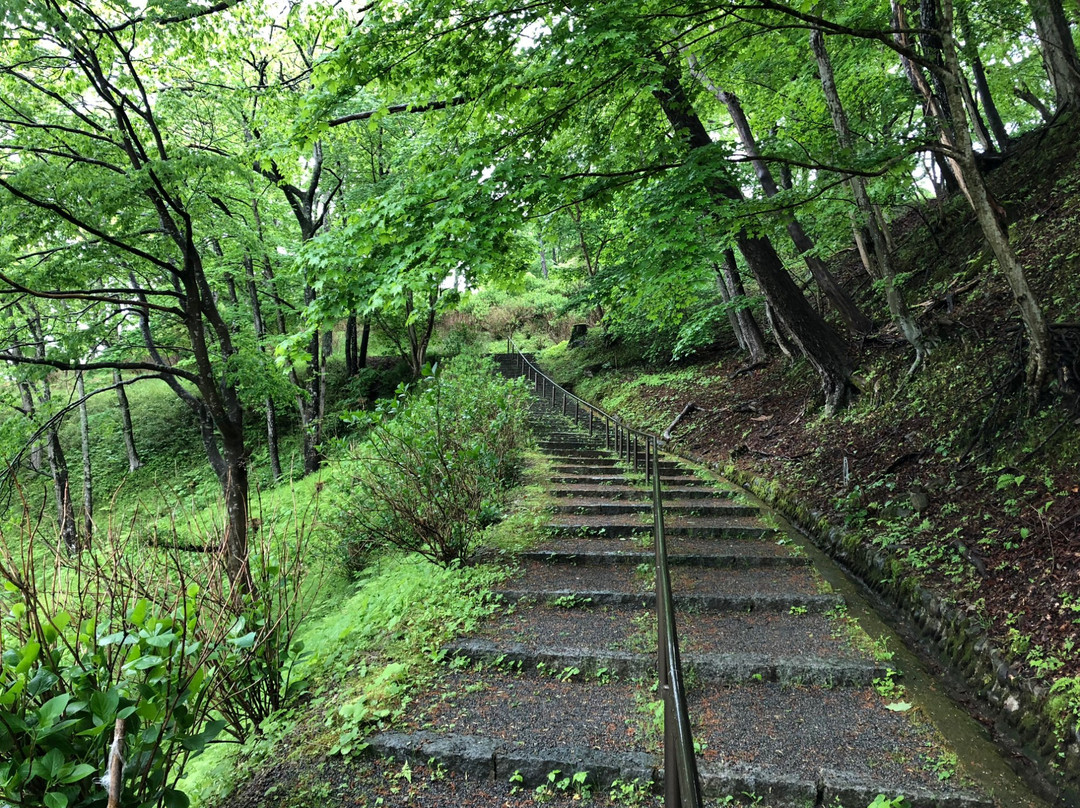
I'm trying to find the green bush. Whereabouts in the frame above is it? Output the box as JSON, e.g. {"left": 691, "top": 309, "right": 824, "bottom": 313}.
{"left": 335, "top": 355, "right": 531, "bottom": 568}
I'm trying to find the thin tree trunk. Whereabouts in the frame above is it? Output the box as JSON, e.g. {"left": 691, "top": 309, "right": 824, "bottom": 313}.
{"left": 720, "top": 249, "right": 769, "bottom": 364}
{"left": 961, "top": 73, "right": 995, "bottom": 152}
{"left": 112, "top": 369, "right": 142, "bottom": 472}
{"left": 539, "top": 233, "right": 549, "bottom": 278}
{"left": 942, "top": 0, "right": 1053, "bottom": 401}
{"left": 76, "top": 373, "right": 93, "bottom": 544}
{"left": 359, "top": 318, "right": 371, "bottom": 369}
{"left": 19, "top": 382, "right": 42, "bottom": 471}
{"left": 713, "top": 262, "right": 747, "bottom": 351}
{"left": 243, "top": 254, "right": 281, "bottom": 482}
{"left": 956, "top": 3, "right": 1010, "bottom": 150}
{"left": 345, "top": 315, "right": 358, "bottom": 376}
{"left": 812, "top": 28, "right": 929, "bottom": 367}
{"left": 687, "top": 68, "right": 873, "bottom": 334}
{"left": 765, "top": 303, "right": 797, "bottom": 359}
{"left": 892, "top": 0, "right": 963, "bottom": 195}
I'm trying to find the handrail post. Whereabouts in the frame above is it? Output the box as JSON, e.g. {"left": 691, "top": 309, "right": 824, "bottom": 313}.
{"left": 632, "top": 434, "right": 638, "bottom": 472}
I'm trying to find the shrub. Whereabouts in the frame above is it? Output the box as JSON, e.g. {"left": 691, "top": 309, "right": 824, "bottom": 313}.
{"left": 336, "top": 355, "right": 531, "bottom": 568}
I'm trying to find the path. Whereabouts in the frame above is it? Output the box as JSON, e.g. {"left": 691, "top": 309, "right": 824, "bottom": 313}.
{"left": 363, "top": 356, "right": 997, "bottom": 807}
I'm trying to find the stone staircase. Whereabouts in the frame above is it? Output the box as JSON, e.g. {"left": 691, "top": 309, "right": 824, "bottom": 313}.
{"left": 362, "top": 355, "right": 995, "bottom": 807}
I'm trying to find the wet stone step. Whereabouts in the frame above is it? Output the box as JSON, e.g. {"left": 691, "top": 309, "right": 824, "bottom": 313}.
{"left": 549, "top": 484, "right": 650, "bottom": 499}
{"left": 527, "top": 536, "right": 798, "bottom": 558}
{"left": 443, "top": 638, "right": 888, "bottom": 687}
{"left": 549, "top": 474, "right": 636, "bottom": 485}
{"left": 496, "top": 588, "right": 846, "bottom": 613}
{"left": 367, "top": 730, "right": 655, "bottom": 794}
{"left": 543, "top": 515, "right": 773, "bottom": 540}
{"left": 690, "top": 682, "right": 992, "bottom": 807}
{"left": 519, "top": 549, "right": 809, "bottom": 569}
{"left": 502, "top": 561, "right": 824, "bottom": 600}
{"left": 549, "top": 499, "right": 759, "bottom": 517}
{"left": 469, "top": 600, "right": 866, "bottom": 661}
{"left": 400, "top": 668, "right": 649, "bottom": 758}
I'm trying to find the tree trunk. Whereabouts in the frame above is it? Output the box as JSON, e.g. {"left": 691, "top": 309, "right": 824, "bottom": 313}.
{"left": 957, "top": 4, "right": 1012, "bottom": 153}
{"left": 691, "top": 71, "right": 872, "bottom": 334}
{"left": 719, "top": 249, "right": 769, "bottom": 364}
{"left": 942, "top": 0, "right": 1053, "bottom": 401}
{"left": 713, "top": 262, "right": 747, "bottom": 351}
{"left": 359, "top": 318, "right": 371, "bottom": 370}
{"left": 76, "top": 373, "right": 93, "bottom": 544}
{"left": 812, "top": 28, "right": 928, "bottom": 365}
{"left": 243, "top": 253, "right": 281, "bottom": 482}
{"left": 539, "top": 232, "right": 549, "bottom": 278}
{"left": 345, "top": 315, "right": 358, "bottom": 376}
{"left": 1029, "top": 0, "right": 1080, "bottom": 110}
{"left": 112, "top": 369, "right": 143, "bottom": 472}
{"left": 891, "top": 0, "right": 963, "bottom": 194}
{"left": 299, "top": 287, "right": 324, "bottom": 475}
{"left": 653, "top": 69, "right": 854, "bottom": 412}
{"left": 765, "top": 302, "right": 797, "bottom": 359}
{"left": 19, "top": 382, "right": 42, "bottom": 471}
{"left": 961, "top": 73, "right": 995, "bottom": 153}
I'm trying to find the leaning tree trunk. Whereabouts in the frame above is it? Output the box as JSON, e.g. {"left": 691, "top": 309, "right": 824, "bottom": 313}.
{"left": 957, "top": 0, "right": 1010, "bottom": 151}
{"left": 654, "top": 69, "right": 854, "bottom": 412}
{"left": 112, "top": 369, "right": 143, "bottom": 472}
{"left": 719, "top": 249, "right": 769, "bottom": 364}
{"left": 703, "top": 79, "right": 872, "bottom": 334}
{"left": 713, "top": 261, "right": 747, "bottom": 351}
{"left": 812, "top": 28, "right": 929, "bottom": 367}
{"left": 942, "top": 0, "right": 1053, "bottom": 400}
{"left": 76, "top": 373, "right": 93, "bottom": 544}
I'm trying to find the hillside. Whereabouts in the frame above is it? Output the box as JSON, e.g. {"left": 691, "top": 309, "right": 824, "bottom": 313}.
{"left": 529, "top": 118, "right": 1080, "bottom": 791}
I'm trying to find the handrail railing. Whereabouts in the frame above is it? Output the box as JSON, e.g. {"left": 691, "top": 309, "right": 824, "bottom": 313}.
{"left": 506, "top": 339, "right": 702, "bottom": 808}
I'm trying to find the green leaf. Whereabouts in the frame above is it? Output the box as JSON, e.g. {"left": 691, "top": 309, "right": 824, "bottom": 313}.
{"left": 885, "top": 701, "right": 912, "bottom": 712}
{"left": 38, "top": 694, "right": 71, "bottom": 728}
{"left": 59, "top": 763, "right": 95, "bottom": 784}
{"left": 43, "top": 792, "right": 69, "bottom": 808}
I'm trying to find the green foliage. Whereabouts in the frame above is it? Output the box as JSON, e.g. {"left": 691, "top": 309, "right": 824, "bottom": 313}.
{"left": 0, "top": 488, "right": 314, "bottom": 808}
{"left": 335, "top": 355, "right": 531, "bottom": 567}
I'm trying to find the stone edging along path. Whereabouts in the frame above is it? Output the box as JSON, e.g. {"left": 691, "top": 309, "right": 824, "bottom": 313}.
{"left": 669, "top": 452, "right": 1080, "bottom": 806}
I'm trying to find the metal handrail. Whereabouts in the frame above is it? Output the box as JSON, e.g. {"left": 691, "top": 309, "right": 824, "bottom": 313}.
{"left": 505, "top": 339, "right": 702, "bottom": 808}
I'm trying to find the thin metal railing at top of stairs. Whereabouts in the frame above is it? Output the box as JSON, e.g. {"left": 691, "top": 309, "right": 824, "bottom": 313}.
{"left": 506, "top": 338, "right": 703, "bottom": 808}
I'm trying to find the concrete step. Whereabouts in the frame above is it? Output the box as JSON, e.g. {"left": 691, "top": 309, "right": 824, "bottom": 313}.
{"left": 549, "top": 500, "right": 759, "bottom": 517}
